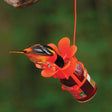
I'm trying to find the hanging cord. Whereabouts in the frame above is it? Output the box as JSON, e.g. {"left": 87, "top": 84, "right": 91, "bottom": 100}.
{"left": 73, "top": 0, "right": 77, "bottom": 45}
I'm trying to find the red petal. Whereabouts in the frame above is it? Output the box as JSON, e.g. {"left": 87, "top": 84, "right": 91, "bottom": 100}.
{"left": 41, "top": 69, "right": 56, "bottom": 77}
{"left": 58, "top": 37, "right": 70, "bottom": 56}
{"left": 58, "top": 37, "right": 77, "bottom": 58}
{"left": 62, "top": 58, "right": 77, "bottom": 75}
{"left": 68, "top": 45, "right": 77, "bottom": 57}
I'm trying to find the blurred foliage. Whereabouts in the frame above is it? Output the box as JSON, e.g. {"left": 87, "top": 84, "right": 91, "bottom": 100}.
{"left": 0, "top": 0, "right": 112, "bottom": 112}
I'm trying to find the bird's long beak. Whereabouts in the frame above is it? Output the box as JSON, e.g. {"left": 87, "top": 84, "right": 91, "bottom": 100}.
{"left": 9, "top": 51, "right": 26, "bottom": 54}
{"left": 10, "top": 47, "right": 32, "bottom": 54}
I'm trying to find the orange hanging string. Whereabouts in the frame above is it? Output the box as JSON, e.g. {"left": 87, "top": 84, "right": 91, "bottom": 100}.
{"left": 73, "top": 0, "right": 77, "bottom": 45}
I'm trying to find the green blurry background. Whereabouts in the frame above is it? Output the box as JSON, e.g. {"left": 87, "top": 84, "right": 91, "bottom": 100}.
{"left": 0, "top": 0, "right": 112, "bottom": 112}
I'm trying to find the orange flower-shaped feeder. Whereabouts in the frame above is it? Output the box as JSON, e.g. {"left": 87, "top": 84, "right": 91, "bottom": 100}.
{"left": 38, "top": 37, "right": 77, "bottom": 79}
